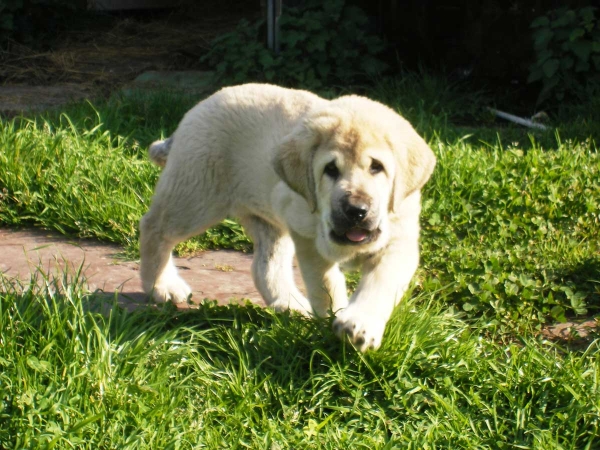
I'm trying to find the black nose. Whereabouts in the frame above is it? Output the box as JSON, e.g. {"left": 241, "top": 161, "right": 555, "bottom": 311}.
{"left": 344, "top": 201, "right": 369, "bottom": 222}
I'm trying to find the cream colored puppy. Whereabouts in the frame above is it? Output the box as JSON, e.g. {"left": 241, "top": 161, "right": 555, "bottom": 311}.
{"left": 140, "top": 83, "right": 435, "bottom": 351}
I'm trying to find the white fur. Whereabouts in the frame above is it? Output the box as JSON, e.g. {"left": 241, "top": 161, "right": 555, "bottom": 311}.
{"left": 140, "top": 83, "right": 435, "bottom": 351}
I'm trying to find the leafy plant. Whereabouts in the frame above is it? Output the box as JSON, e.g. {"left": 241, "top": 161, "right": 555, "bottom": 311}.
{"left": 201, "top": 0, "right": 387, "bottom": 88}
{"left": 528, "top": 6, "right": 600, "bottom": 103}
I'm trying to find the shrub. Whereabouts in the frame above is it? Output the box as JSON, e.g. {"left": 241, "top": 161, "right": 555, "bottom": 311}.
{"left": 528, "top": 6, "right": 600, "bottom": 104}
{"left": 201, "top": 0, "right": 387, "bottom": 88}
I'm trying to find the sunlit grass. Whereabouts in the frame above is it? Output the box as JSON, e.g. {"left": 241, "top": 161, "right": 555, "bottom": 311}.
{"left": 0, "top": 78, "right": 599, "bottom": 448}
{"left": 0, "top": 274, "right": 598, "bottom": 448}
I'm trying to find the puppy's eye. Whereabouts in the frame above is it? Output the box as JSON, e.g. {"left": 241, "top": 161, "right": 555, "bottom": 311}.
{"left": 324, "top": 161, "right": 340, "bottom": 179}
{"left": 369, "top": 159, "right": 384, "bottom": 175}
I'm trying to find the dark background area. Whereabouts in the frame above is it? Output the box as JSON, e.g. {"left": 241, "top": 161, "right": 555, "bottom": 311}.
{"left": 361, "top": 0, "right": 597, "bottom": 80}
{"left": 1, "top": 0, "right": 598, "bottom": 110}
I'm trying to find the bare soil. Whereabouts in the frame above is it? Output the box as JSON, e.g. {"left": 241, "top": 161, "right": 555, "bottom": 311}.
{"left": 0, "top": 5, "right": 258, "bottom": 114}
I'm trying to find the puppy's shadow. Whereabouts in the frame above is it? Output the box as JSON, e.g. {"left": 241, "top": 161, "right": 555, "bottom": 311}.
{"left": 90, "top": 294, "right": 356, "bottom": 379}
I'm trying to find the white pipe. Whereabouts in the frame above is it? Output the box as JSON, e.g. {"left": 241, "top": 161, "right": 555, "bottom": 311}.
{"left": 488, "top": 107, "right": 549, "bottom": 130}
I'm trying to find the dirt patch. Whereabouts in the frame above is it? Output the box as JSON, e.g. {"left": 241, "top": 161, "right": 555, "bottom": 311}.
{"left": 0, "top": 5, "right": 259, "bottom": 113}
{"left": 541, "top": 319, "right": 599, "bottom": 346}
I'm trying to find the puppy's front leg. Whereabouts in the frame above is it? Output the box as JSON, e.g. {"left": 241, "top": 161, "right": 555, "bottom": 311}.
{"left": 292, "top": 232, "right": 348, "bottom": 317}
{"left": 333, "top": 236, "right": 419, "bottom": 352}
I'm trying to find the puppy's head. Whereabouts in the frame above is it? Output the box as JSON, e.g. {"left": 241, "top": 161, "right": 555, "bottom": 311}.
{"left": 274, "top": 96, "right": 435, "bottom": 259}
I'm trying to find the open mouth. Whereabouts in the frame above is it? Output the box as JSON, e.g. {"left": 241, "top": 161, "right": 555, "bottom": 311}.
{"left": 329, "top": 227, "right": 381, "bottom": 246}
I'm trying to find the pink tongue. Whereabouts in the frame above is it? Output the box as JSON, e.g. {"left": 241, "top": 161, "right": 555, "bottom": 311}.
{"left": 346, "top": 228, "right": 368, "bottom": 242}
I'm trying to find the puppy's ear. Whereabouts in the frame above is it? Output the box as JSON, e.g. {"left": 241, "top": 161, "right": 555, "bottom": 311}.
{"left": 273, "top": 125, "right": 318, "bottom": 212}
{"left": 274, "top": 113, "right": 341, "bottom": 212}
{"left": 389, "top": 121, "right": 436, "bottom": 213}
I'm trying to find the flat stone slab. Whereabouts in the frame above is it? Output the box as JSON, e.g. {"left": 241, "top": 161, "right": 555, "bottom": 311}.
{"left": 122, "top": 70, "right": 214, "bottom": 96}
{"left": 542, "top": 319, "right": 598, "bottom": 342}
{"left": 0, "top": 228, "right": 285, "bottom": 309}
{"left": 133, "top": 70, "right": 213, "bottom": 90}
{"left": 0, "top": 84, "right": 93, "bottom": 115}
{"left": 0, "top": 72, "right": 214, "bottom": 116}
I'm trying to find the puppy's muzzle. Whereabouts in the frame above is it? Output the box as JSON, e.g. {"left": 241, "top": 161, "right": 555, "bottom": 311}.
{"left": 330, "top": 196, "right": 380, "bottom": 246}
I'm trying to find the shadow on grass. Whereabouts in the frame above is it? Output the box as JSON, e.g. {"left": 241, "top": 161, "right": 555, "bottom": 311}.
{"left": 546, "top": 256, "right": 600, "bottom": 319}
{"left": 539, "top": 256, "right": 600, "bottom": 348}
{"left": 0, "top": 264, "right": 356, "bottom": 368}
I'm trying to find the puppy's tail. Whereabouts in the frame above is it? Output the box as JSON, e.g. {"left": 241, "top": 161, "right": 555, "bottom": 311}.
{"left": 148, "top": 137, "right": 172, "bottom": 167}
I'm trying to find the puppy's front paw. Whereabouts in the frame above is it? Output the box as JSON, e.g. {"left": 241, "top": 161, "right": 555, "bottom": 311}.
{"left": 333, "top": 305, "right": 388, "bottom": 352}
{"left": 151, "top": 276, "right": 192, "bottom": 304}
{"left": 270, "top": 295, "right": 314, "bottom": 317}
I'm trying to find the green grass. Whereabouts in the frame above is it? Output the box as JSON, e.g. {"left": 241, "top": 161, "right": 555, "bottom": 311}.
{"left": 423, "top": 135, "right": 599, "bottom": 326}
{"left": 0, "top": 92, "right": 252, "bottom": 255}
{"left": 1, "top": 274, "right": 598, "bottom": 448}
{"left": 0, "top": 78, "right": 599, "bottom": 447}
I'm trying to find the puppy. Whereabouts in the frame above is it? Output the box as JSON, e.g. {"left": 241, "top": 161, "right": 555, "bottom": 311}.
{"left": 140, "top": 83, "right": 435, "bottom": 351}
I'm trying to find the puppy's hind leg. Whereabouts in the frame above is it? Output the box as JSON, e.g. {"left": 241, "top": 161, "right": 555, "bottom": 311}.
{"left": 139, "top": 211, "right": 192, "bottom": 304}
{"left": 140, "top": 182, "right": 227, "bottom": 304}
{"left": 241, "top": 216, "right": 313, "bottom": 316}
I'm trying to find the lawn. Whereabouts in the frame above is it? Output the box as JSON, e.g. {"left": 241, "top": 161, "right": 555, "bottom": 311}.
{"left": 0, "top": 78, "right": 599, "bottom": 448}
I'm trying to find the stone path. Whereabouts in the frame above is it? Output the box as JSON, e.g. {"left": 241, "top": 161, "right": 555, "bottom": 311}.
{"left": 0, "top": 227, "right": 293, "bottom": 309}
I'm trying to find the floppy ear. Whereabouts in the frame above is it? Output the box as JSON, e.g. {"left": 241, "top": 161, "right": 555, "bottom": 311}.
{"left": 273, "top": 124, "right": 318, "bottom": 212}
{"left": 273, "top": 113, "right": 341, "bottom": 212}
{"left": 389, "top": 122, "right": 436, "bottom": 213}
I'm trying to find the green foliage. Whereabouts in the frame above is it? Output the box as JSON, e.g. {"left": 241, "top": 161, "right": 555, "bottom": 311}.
{"left": 529, "top": 6, "right": 600, "bottom": 103}
{"left": 0, "top": 92, "right": 252, "bottom": 255}
{"left": 1, "top": 78, "right": 600, "bottom": 447}
{"left": 201, "top": 0, "right": 387, "bottom": 88}
{"left": 420, "top": 136, "right": 599, "bottom": 327}
{"left": 0, "top": 0, "right": 19, "bottom": 40}
{"left": 368, "top": 71, "right": 491, "bottom": 132}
